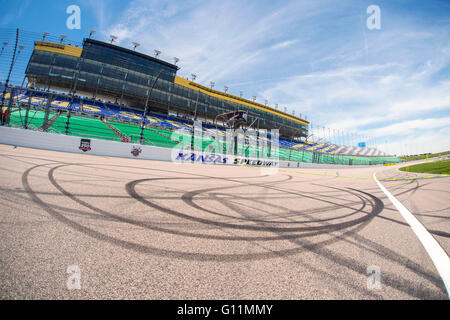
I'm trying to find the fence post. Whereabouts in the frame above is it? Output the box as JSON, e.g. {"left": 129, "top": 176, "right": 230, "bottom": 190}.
{"left": 4, "top": 88, "right": 15, "bottom": 126}
{"left": 42, "top": 94, "right": 53, "bottom": 131}
{"left": 23, "top": 92, "right": 33, "bottom": 129}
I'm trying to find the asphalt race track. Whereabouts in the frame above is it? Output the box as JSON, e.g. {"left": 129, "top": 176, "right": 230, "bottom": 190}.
{"left": 0, "top": 144, "right": 448, "bottom": 299}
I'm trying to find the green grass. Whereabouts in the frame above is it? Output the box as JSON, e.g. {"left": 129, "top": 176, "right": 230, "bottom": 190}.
{"left": 400, "top": 150, "right": 450, "bottom": 161}
{"left": 399, "top": 159, "right": 450, "bottom": 174}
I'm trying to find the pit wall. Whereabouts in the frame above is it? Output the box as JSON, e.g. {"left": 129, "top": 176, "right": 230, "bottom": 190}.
{"left": 0, "top": 126, "right": 379, "bottom": 169}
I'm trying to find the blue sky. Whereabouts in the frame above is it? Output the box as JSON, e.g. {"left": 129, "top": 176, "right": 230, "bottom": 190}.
{"left": 1, "top": 0, "right": 449, "bottom": 155}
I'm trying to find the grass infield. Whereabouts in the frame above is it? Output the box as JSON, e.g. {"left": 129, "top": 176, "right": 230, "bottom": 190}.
{"left": 399, "top": 159, "right": 450, "bottom": 174}
{"left": 400, "top": 150, "right": 450, "bottom": 161}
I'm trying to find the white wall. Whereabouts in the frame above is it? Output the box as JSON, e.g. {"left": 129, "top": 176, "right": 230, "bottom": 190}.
{"left": 0, "top": 126, "right": 172, "bottom": 161}
{"left": 0, "top": 127, "right": 375, "bottom": 168}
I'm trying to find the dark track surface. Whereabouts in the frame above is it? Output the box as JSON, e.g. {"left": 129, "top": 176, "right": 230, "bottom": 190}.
{"left": 0, "top": 145, "right": 448, "bottom": 299}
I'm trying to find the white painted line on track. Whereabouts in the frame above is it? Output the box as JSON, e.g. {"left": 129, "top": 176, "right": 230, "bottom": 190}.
{"left": 373, "top": 172, "right": 450, "bottom": 298}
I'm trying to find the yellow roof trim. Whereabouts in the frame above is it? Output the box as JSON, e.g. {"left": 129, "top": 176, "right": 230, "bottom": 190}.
{"left": 34, "top": 41, "right": 82, "bottom": 57}
{"left": 174, "top": 76, "right": 308, "bottom": 126}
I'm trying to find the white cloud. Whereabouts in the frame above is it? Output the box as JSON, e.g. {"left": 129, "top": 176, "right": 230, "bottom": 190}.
{"left": 104, "top": 0, "right": 304, "bottom": 85}
{"left": 382, "top": 127, "right": 450, "bottom": 156}
{"left": 98, "top": 0, "right": 450, "bottom": 155}
{"left": 270, "top": 39, "right": 298, "bottom": 50}
{"left": 367, "top": 117, "right": 450, "bottom": 137}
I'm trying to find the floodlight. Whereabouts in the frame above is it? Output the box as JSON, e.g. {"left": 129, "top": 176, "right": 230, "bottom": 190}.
{"left": 132, "top": 42, "right": 140, "bottom": 50}
{"left": 110, "top": 35, "right": 118, "bottom": 44}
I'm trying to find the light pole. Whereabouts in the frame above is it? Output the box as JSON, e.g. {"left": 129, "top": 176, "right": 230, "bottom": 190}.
{"left": 0, "top": 42, "right": 8, "bottom": 57}
{"left": 42, "top": 32, "right": 49, "bottom": 41}
{"left": 1, "top": 28, "right": 19, "bottom": 125}
{"left": 11, "top": 45, "right": 24, "bottom": 69}
{"left": 191, "top": 74, "right": 197, "bottom": 81}
{"left": 154, "top": 50, "right": 161, "bottom": 58}
{"left": 110, "top": 35, "right": 118, "bottom": 44}
{"left": 140, "top": 70, "right": 164, "bottom": 144}
{"left": 88, "top": 30, "right": 96, "bottom": 38}
{"left": 60, "top": 34, "right": 67, "bottom": 43}
{"left": 210, "top": 81, "right": 215, "bottom": 89}
{"left": 65, "top": 36, "right": 89, "bottom": 135}
{"left": 132, "top": 42, "right": 140, "bottom": 50}
{"left": 173, "top": 57, "right": 179, "bottom": 65}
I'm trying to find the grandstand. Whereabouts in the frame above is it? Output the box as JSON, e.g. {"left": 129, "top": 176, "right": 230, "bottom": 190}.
{"left": 0, "top": 32, "right": 401, "bottom": 165}
{"left": 1, "top": 86, "right": 400, "bottom": 165}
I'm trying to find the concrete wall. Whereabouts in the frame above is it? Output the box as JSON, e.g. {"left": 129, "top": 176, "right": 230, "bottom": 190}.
{"left": 0, "top": 126, "right": 377, "bottom": 169}
{"left": 0, "top": 126, "right": 172, "bottom": 161}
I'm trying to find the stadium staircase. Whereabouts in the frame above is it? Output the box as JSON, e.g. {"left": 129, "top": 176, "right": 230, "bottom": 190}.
{"left": 39, "top": 112, "right": 61, "bottom": 132}
{"left": 146, "top": 126, "right": 185, "bottom": 147}
{"left": 108, "top": 120, "right": 191, "bottom": 149}
{"left": 102, "top": 118, "right": 129, "bottom": 142}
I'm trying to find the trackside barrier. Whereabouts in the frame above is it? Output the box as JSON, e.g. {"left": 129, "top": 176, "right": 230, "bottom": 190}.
{"left": 0, "top": 126, "right": 171, "bottom": 161}
{"left": 0, "top": 127, "right": 380, "bottom": 169}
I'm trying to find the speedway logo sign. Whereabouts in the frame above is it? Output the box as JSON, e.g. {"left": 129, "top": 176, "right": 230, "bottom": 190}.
{"left": 78, "top": 138, "right": 91, "bottom": 152}
{"left": 174, "top": 152, "right": 278, "bottom": 167}
{"left": 131, "top": 145, "right": 142, "bottom": 157}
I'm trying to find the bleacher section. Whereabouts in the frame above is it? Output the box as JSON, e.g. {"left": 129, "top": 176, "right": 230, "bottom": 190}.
{"left": 1, "top": 87, "right": 401, "bottom": 165}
